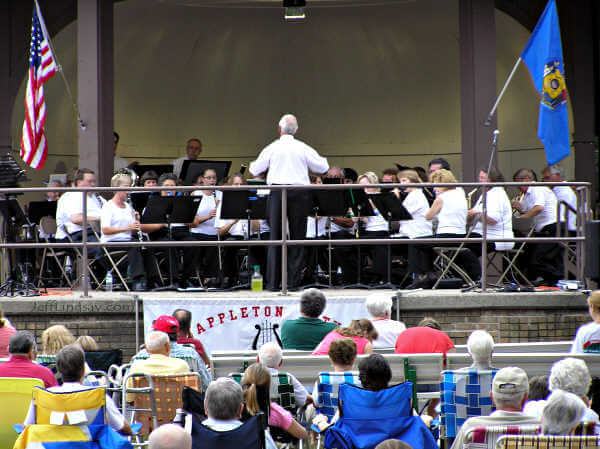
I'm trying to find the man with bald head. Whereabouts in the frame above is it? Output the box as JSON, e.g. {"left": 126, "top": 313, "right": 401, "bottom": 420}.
{"left": 250, "top": 114, "right": 329, "bottom": 290}
{"left": 148, "top": 424, "right": 191, "bottom": 449}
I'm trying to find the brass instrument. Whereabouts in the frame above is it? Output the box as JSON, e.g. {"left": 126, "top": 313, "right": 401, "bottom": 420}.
{"left": 512, "top": 192, "right": 525, "bottom": 217}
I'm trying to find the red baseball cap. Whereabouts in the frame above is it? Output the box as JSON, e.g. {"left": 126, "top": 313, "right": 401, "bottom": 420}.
{"left": 153, "top": 315, "right": 180, "bottom": 334}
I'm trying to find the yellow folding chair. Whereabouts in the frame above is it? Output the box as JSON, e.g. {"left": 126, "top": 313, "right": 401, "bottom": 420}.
{"left": 0, "top": 377, "right": 43, "bottom": 449}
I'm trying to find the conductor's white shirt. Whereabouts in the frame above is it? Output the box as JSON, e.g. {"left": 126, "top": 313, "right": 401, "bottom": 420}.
{"left": 249, "top": 134, "right": 329, "bottom": 185}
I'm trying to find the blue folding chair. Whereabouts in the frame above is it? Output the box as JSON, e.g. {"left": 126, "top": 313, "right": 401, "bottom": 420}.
{"left": 439, "top": 369, "right": 498, "bottom": 446}
{"left": 323, "top": 382, "right": 437, "bottom": 449}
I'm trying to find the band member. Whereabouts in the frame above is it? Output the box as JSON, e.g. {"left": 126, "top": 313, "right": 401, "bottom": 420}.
{"left": 140, "top": 170, "right": 159, "bottom": 188}
{"left": 512, "top": 168, "right": 563, "bottom": 285}
{"left": 249, "top": 114, "right": 329, "bottom": 291}
{"left": 190, "top": 168, "right": 220, "bottom": 287}
{"left": 140, "top": 173, "right": 197, "bottom": 288}
{"left": 542, "top": 164, "right": 577, "bottom": 235}
{"left": 215, "top": 173, "right": 252, "bottom": 288}
{"left": 324, "top": 166, "right": 357, "bottom": 285}
{"left": 358, "top": 172, "right": 389, "bottom": 284}
{"left": 396, "top": 170, "right": 432, "bottom": 278}
{"left": 173, "top": 138, "right": 202, "bottom": 180}
{"left": 467, "top": 167, "right": 514, "bottom": 253}
{"left": 408, "top": 169, "right": 479, "bottom": 289}
{"left": 55, "top": 168, "right": 103, "bottom": 258}
{"left": 303, "top": 175, "right": 328, "bottom": 285}
{"left": 100, "top": 173, "right": 160, "bottom": 291}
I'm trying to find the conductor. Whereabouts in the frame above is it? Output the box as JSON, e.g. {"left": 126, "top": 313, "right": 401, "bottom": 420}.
{"left": 249, "top": 114, "right": 329, "bottom": 290}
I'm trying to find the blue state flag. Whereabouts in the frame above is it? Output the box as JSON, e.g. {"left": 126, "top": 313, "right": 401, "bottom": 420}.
{"left": 521, "top": 0, "right": 570, "bottom": 166}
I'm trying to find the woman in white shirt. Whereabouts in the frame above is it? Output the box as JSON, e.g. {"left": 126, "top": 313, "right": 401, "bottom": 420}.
{"left": 100, "top": 173, "right": 160, "bottom": 291}
{"left": 190, "top": 168, "right": 220, "bottom": 287}
{"left": 358, "top": 172, "right": 389, "bottom": 284}
{"left": 396, "top": 170, "right": 433, "bottom": 285}
{"left": 215, "top": 173, "right": 257, "bottom": 288}
{"left": 467, "top": 167, "right": 514, "bottom": 254}
{"left": 408, "top": 169, "right": 479, "bottom": 289}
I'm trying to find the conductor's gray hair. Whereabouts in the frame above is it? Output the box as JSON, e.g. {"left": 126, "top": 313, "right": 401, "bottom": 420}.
{"left": 278, "top": 114, "right": 298, "bottom": 135}
{"left": 365, "top": 293, "right": 393, "bottom": 318}
{"left": 542, "top": 390, "right": 586, "bottom": 435}
{"left": 467, "top": 330, "right": 494, "bottom": 364}
{"left": 549, "top": 357, "right": 591, "bottom": 399}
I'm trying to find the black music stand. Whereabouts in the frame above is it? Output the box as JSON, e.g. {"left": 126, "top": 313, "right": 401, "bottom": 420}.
{"left": 0, "top": 199, "right": 38, "bottom": 296}
{"left": 343, "top": 189, "right": 375, "bottom": 289}
{"left": 129, "top": 192, "right": 152, "bottom": 215}
{"left": 131, "top": 164, "right": 174, "bottom": 179}
{"left": 302, "top": 185, "right": 352, "bottom": 289}
{"left": 220, "top": 190, "right": 267, "bottom": 290}
{"left": 181, "top": 160, "right": 231, "bottom": 185}
{"left": 141, "top": 196, "right": 197, "bottom": 291}
{"left": 27, "top": 201, "right": 57, "bottom": 226}
{"left": 369, "top": 192, "right": 412, "bottom": 289}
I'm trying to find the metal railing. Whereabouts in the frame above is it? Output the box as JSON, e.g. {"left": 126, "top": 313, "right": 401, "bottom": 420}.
{"left": 0, "top": 180, "right": 591, "bottom": 296}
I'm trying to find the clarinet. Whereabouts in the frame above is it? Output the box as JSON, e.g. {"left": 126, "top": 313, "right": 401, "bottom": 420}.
{"left": 126, "top": 194, "right": 144, "bottom": 245}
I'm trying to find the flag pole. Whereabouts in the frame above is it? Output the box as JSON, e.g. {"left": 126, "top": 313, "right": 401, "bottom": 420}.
{"left": 34, "top": 0, "right": 86, "bottom": 130}
{"left": 484, "top": 56, "right": 522, "bottom": 126}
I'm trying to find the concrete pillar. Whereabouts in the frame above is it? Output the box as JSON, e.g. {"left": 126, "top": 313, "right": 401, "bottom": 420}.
{"left": 559, "top": 0, "right": 597, "bottom": 203}
{"left": 77, "top": 0, "right": 114, "bottom": 187}
{"left": 459, "top": 0, "right": 497, "bottom": 182}
{"left": 0, "top": 1, "right": 12, "bottom": 155}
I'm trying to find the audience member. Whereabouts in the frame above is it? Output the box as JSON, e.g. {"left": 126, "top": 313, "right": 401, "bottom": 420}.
{"left": 41, "top": 324, "right": 75, "bottom": 355}
{"left": 0, "top": 331, "right": 57, "bottom": 388}
{"left": 173, "top": 308, "right": 210, "bottom": 366}
{"left": 0, "top": 307, "right": 16, "bottom": 358}
{"left": 358, "top": 354, "right": 392, "bottom": 391}
{"left": 394, "top": 318, "right": 455, "bottom": 354}
{"left": 528, "top": 375, "right": 550, "bottom": 401}
{"left": 203, "top": 378, "right": 245, "bottom": 430}
{"left": 242, "top": 363, "right": 308, "bottom": 440}
{"left": 461, "top": 330, "right": 494, "bottom": 370}
{"left": 365, "top": 293, "right": 406, "bottom": 349}
{"left": 258, "top": 342, "right": 311, "bottom": 406}
{"left": 524, "top": 357, "right": 599, "bottom": 423}
{"left": 134, "top": 315, "right": 211, "bottom": 390}
{"left": 312, "top": 319, "right": 377, "bottom": 356}
{"left": 281, "top": 289, "right": 338, "bottom": 350}
{"left": 328, "top": 338, "right": 357, "bottom": 372}
{"left": 148, "top": 423, "right": 192, "bottom": 449}
{"left": 24, "top": 345, "right": 132, "bottom": 434}
{"left": 542, "top": 390, "right": 586, "bottom": 435}
{"left": 450, "top": 367, "right": 538, "bottom": 449}
{"left": 76, "top": 335, "right": 99, "bottom": 351}
{"left": 572, "top": 290, "right": 600, "bottom": 353}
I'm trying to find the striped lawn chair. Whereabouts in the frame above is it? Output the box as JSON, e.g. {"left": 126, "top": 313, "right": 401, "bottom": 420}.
{"left": 440, "top": 369, "right": 498, "bottom": 443}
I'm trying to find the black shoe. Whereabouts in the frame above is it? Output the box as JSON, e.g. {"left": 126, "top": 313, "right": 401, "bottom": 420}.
{"left": 406, "top": 275, "right": 433, "bottom": 290}
{"left": 132, "top": 280, "right": 146, "bottom": 292}
{"left": 206, "top": 277, "right": 220, "bottom": 288}
{"left": 177, "top": 279, "right": 189, "bottom": 289}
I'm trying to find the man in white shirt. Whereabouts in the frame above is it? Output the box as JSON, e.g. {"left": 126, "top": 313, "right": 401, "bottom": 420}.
{"left": 512, "top": 168, "right": 563, "bottom": 285}
{"left": 249, "top": 114, "right": 329, "bottom": 290}
{"left": 55, "top": 168, "right": 104, "bottom": 259}
{"left": 542, "top": 164, "right": 577, "bottom": 234}
{"left": 172, "top": 138, "right": 202, "bottom": 180}
{"left": 258, "top": 342, "right": 311, "bottom": 407}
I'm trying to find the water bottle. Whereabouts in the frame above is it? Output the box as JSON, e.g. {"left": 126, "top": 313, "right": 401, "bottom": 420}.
{"left": 251, "top": 265, "right": 263, "bottom": 292}
{"left": 105, "top": 270, "right": 113, "bottom": 292}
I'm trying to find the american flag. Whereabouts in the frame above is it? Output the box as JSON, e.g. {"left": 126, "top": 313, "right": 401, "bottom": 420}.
{"left": 20, "top": 3, "right": 56, "bottom": 170}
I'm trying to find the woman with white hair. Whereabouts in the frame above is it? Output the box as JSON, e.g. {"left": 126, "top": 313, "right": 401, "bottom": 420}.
{"left": 465, "top": 330, "right": 494, "bottom": 370}
{"left": 542, "top": 390, "right": 587, "bottom": 435}
{"left": 572, "top": 290, "right": 600, "bottom": 353}
{"left": 524, "top": 357, "right": 599, "bottom": 423}
{"left": 365, "top": 293, "right": 406, "bottom": 348}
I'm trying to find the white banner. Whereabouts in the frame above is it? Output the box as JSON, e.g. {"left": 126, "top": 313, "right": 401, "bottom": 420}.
{"left": 143, "top": 296, "right": 368, "bottom": 354}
